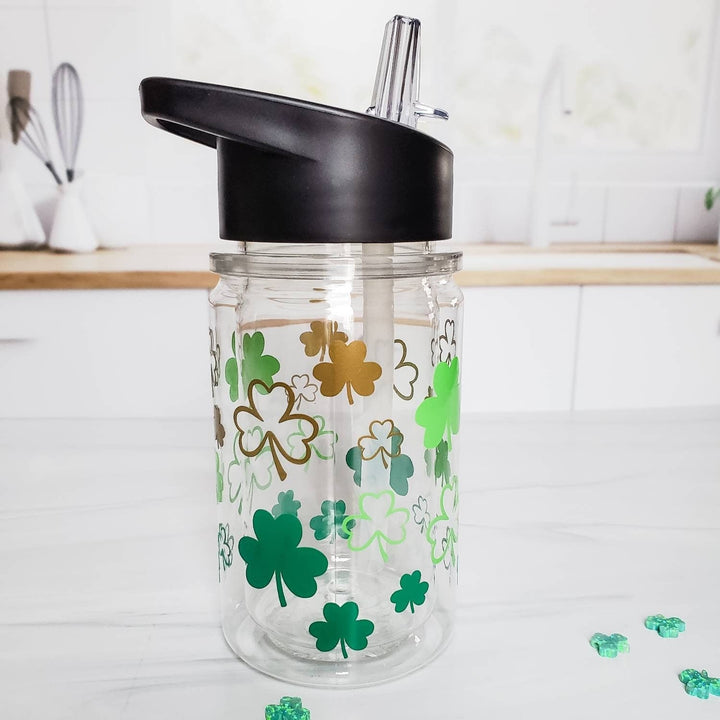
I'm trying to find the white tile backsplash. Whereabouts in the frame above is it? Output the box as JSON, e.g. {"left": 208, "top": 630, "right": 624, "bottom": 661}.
{"left": 604, "top": 185, "right": 679, "bottom": 243}
{"left": 544, "top": 183, "right": 606, "bottom": 244}
{"left": 674, "top": 185, "right": 720, "bottom": 243}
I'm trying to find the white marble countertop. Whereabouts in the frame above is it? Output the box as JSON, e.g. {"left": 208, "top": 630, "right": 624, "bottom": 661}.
{"left": 2, "top": 410, "right": 720, "bottom": 719}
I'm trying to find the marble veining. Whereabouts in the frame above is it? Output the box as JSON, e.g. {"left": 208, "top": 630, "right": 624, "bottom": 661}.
{"left": 1, "top": 410, "right": 719, "bottom": 719}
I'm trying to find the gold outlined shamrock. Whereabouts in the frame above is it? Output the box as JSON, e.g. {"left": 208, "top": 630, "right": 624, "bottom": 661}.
{"left": 358, "top": 419, "right": 403, "bottom": 468}
{"left": 313, "top": 340, "right": 382, "bottom": 405}
{"left": 300, "top": 320, "right": 348, "bottom": 361}
{"left": 393, "top": 339, "right": 418, "bottom": 401}
{"left": 234, "top": 380, "right": 319, "bottom": 481}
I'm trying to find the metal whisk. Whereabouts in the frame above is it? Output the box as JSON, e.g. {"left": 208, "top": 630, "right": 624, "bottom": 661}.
{"left": 52, "top": 62, "right": 83, "bottom": 182}
{"left": 7, "top": 97, "right": 64, "bottom": 185}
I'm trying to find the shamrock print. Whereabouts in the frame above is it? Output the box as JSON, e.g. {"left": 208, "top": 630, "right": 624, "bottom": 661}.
{"left": 290, "top": 374, "right": 318, "bottom": 409}
{"left": 209, "top": 328, "right": 220, "bottom": 389}
{"left": 266, "top": 697, "right": 310, "bottom": 720}
{"left": 309, "top": 500, "right": 355, "bottom": 541}
{"left": 424, "top": 440, "right": 450, "bottom": 485}
{"left": 415, "top": 357, "right": 460, "bottom": 450}
{"left": 309, "top": 601, "right": 375, "bottom": 659}
{"left": 272, "top": 490, "right": 301, "bottom": 518}
{"left": 215, "top": 451, "right": 224, "bottom": 503}
{"left": 241, "top": 331, "right": 280, "bottom": 397}
{"left": 342, "top": 491, "right": 410, "bottom": 562}
{"left": 218, "top": 522, "right": 234, "bottom": 580}
{"left": 411, "top": 495, "right": 431, "bottom": 533}
{"left": 238, "top": 509, "right": 328, "bottom": 608}
{"left": 346, "top": 421, "right": 414, "bottom": 495}
{"left": 390, "top": 570, "right": 429, "bottom": 614}
{"left": 287, "top": 414, "right": 337, "bottom": 464}
{"left": 426, "top": 475, "right": 459, "bottom": 567}
{"left": 300, "top": 320, "right": 348, "bottom": 361}
{"left": 393, "top": 339, "right": 418, "bottom": 401}
{"left": 227, "top": 430, "right": 274, "bottom": 512}
{"left": 225, "top": 332, "right": 240, "bottom": 402}
{"left": 589, "top": 633, "right": 629, "bottom": 658}
{"left": 214, "top": 404, "right": 225, "bottom": 448}
{"left": 437, "top": 319, "right": 457, "bottom": 364}
{"left": 234, "top": 380, "right": 319, "bottom": 481}
{"left": 644, "top": 614, "right": 686, "bottom": 638}
{"left": 313, "top": 340, "right": 382, "bottom": 405}
{"left": 679, "top": 669, "right": 720, "bottom": 699}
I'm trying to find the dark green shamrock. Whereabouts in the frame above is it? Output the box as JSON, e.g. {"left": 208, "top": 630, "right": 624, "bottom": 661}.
{"left": 239, "top": 509, "right": 328, "bottom": 608}
{"left": 218, "top": 522, "right": 234, "bottom": 580}
{"left": 345, "top": 433, "right": 414, "bottom": 496}
{"left": 390, "top": 570, "right": 429, "bottom": 614}
{"left": 309, "top": 499, "right": 355, "bottom": 541}
{"left": 415, "top": 357, "right": 460, "bottom": 450}
{"left": 225, "top": 332, "right": 239, "bottom": 402}
{"left": 589, "top": 633, "right": 629, "bottom": 658}
{"left": 272, "top": 490, "right": 301, "bottom": 518}
{"left": 308, "top": 601, "right": 374, "bottom": 659}
{"left": 265, "top": 696, "right": 310, "bottom": 720}
{"left": 424, "top": 440, "right": 450, "bottom": 485}
{"left": 645, "top": 614, "right": 686, "bottom": 638}
{"left": 241, "top": 331, "right": 280, "bottom": 396}
{"left": 679, "top": 669, "right": 720, "bottom": 699}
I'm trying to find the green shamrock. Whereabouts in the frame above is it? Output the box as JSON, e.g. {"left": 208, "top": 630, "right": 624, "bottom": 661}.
{"left": 287, "top": 414, "right": 338, "bottom": 465}
{"left": 345, "top": 430, "right": 414, "bottom": 496}
{"left": 415, "top": 357, "right": 460, "bottom": 450}
{"left": 589, "top": 633, "right": 629, "bottom": 658}
{"left": 238, "top": 509, "right": 328, "bottom": 608}
{"left": 241, "top": 331, "right": 280, "bottom": 396}
{"left": 644, "top": 614, "right": 686, "bottom": 638}
{"left": 308, "top": 601, "right": 375, "bottom": 659}
{"left": 309, "top": 500, "right": 355, "bottom": 541}
{"left": 265, "top": 697, "right": 310, "bottom": 720}
{"left": 215, "top": 451, "right": 223, "bottom": 503}
{"left": 225, "top": 332, "right": 239, "bottom": 402}
{"left": 424, "top": 440, "right": 450, "bottom": 485}
{"left": 343, "top": 491, "right": 410, "bottom": 562}
{"left": 218, "top": 522, "right": 234, "bottom": 580}
{"left": 390, "top": 570, "right": 429, "bottom": 614}
{"left": 227, "top": 430, "right": 274, "bottom": 514}
{"left": 272, "top": 490, "right": 301, "bottom": 518}
{"left": 426, "top": 475, "right": 459, "bottom": 566}
{"left": 679, "top": 669, "right": 720, "bottom": 699}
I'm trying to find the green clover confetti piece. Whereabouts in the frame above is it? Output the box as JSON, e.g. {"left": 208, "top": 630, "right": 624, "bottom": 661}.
{"left": 215, "top": 451, "right": 223, "bottom": 503}
{"left": 225, "top": 332, "right": 239, "bottom": 402}
{"left": 265, "top": 697, "right": 310, "bottom": 720}
{"left": 426, "top": 475, "right": 459, "bottom": 566}
{"left": 679, "top": 669, "right": 720, "bottom": 700}
{"left": 343, "top": 491, "right": 410, "bottom": 562}
{"left": 272, "top": 490, "right": 301, "bottom": 518}
{"left": 644, "top": 614, "right": 686, "bottom": 638}
{"left": 589, "top": 633, "right": 629, "bottom": 658}
{"left": 308, "top": 601, "right": 375, "bottom": 659}
{"left": 217, "top": 523, "right": 234, "bottom": 580}
{"left": 309, "top": 500, "right": 355, "bottom": 541}
{"left": 238, "top": 509, "right": 328, "bottom": 608}
{"left": 390, "top": 570, "right": 429, "bottom": 614}
{"left": 241, "top": 331, "right": 280, "bottom": 396}
{"left": 415, "top": 357, "right": 460, "bottom": 450}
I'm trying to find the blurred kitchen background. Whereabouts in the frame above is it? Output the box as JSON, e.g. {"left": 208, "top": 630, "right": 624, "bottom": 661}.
{"left": 1, "top": 0, "right": 720, "bottom": 417}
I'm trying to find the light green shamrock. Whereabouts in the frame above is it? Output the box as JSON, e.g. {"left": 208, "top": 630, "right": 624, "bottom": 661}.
{"left": 225, "top": 332, "right": 239, "bottom": 402}
{"left": 342, "top": 491, "right": 410, "bottom": 562}
{"left": 287, "top": 414, "right": 337, "bottom": 465}
{"left": 426, "top": 475, "right": 459, "bottom": 566}
{"left": 415, "top": 357, "right": 460, "bottom": 449}
{"left": 227, "top": 430, "right": 274, "bottom": 514}
{"left": 241, "top": 331, "right": 280, "bottom": 396}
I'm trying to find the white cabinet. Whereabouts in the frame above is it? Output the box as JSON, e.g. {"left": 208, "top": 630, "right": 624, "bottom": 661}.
{"left": 0, "top": 290, "right": 210, "bottom": 418}
{"left": 461, "top": 287, "right": 580, "bottom": 412}
{"left": 574, "top": 286, "right": 720, "bottom": 409}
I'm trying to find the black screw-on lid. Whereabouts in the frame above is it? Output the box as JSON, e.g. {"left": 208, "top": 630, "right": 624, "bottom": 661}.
{"left": 139, "top": 77, "right": 452, "bottom": 243}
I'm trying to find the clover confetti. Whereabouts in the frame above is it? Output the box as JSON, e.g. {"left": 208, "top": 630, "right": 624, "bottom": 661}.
{"left": 234, "top": 380, "right": 319, "bottom": 481}
{"left": 644, "top": 614, "right": 686, "bottom": 638}
{"left": 390, "top": 570, "right": 429, "bottom": 614}
{"left": 238, "top": 509, "right": 328, "bottom": 608}
{"left": 309, "top": 601, "right": 375, "bottom": 659}
{"left": 589, "top": 633, "right": 629, "bottom": 658}
{"left": 309, "top": 499, "right": 355, "bottom": 541}
{"left": 272, "top": 490, "right": 301, "bottom": 518}
{"left": 679, "top": 669, "right": 720, "bottom": 700}
{"left": 313, "top": 340, "right": 382, "bottom": 405}
{"left": 265, "top": 697, "right": 311, "bottom": 720}
{"left": 241, "top": 331, "right": 280, "bottom": 396}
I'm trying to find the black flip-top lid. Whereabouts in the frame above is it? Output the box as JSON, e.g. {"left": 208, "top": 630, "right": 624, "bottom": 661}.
{"left": 139, "top": 77, "right": 452, "bottom": 243}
